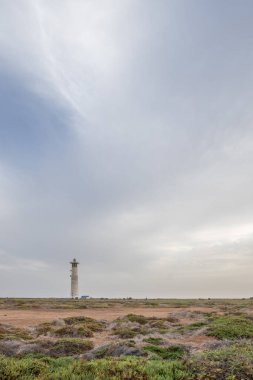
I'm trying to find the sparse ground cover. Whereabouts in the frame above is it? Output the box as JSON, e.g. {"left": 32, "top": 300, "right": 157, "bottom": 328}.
{"left": 36, "top": 316, "right": 105, "bottom": 339}
{"left": 0, "top": 323, "right": 32, "bottom": 341}
{"left": 1, "top": 298, "right": 253, "bottom": 378}
{"left": 207, "top": 315, "right": 253, "bottom": 339}
{"left": 1, "top": 297, "right": 253, "bottom": 310}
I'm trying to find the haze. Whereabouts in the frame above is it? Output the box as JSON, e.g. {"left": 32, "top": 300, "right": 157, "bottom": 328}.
{"left": 1, "top": 0, "right": 253, "bottom": 298}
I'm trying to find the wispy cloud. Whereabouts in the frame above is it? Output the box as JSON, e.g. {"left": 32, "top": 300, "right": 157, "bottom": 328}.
{"left": 0, "top": 0, "right": 253, "bottom": 297}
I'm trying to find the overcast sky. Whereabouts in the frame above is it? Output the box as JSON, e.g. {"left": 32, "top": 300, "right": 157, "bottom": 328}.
{"left": 0, "top": 0, "right": 253, "bottom": 298}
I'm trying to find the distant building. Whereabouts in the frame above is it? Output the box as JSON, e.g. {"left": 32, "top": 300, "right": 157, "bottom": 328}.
{"left": 70, "top": 258, "right": 79, "bottom": 299}
{"left": 81, "top": 295, "right": 90, "bottom": 299}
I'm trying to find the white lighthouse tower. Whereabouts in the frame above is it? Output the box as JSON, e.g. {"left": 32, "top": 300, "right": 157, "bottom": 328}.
{"left": 70, "top": 258, "right": 79, "bottom": 299}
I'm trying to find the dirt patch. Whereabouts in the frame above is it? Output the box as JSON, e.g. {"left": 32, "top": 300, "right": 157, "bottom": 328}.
{"left": 91, "top": 331, "right": 113, "bottom": 347}
{"left": 169, "top": 335, "right": 217, "bottom": 345}
{"left": 0, "top": 307, "right": 216, "bottom": 328}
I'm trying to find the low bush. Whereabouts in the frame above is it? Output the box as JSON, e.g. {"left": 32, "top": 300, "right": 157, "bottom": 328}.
{"left": 207, "top": 315, "right": 253, "bottom": 339}
{"left": 143, "top": 345, "right": 187, "bottom": 360}
{"left": 0, "top": 324, "right": 32, "bottom": 341}
{"left": 36, "top": 322, "right": 54, "bottom": 336}
{"left": 0, "top": 356, "right": 48, "bottom": 379}
{"left": 0, "top": 355, "right": 192, "bottom": 379}
{"left": 166, "top": 316, "right": 179, "bottom": 323}
{"left": 149, "top": 320, "right": 167, "bottom": 329}
{"left": 112, "top": 327, "right": 138, "bottom": 339}
{"left": 36, "top": 316, "right": 105, "bottom": 338}
{"left": 113, "top": 325, "right": 149, "bottom": 339}
{"left": 143, "top": 337, "right": 163, "bottom": 345}
{"left": 63, "top": 316, "right": 105, "bottom": 332}
{"left": 190, "top": 342, "right": 253, "bottom": 379}
{"left": 126, "top": 314, "right": 149, "bottom": 325}
{"left": 177, "top": 321, "right": 207, "bottom": 334}
{"left": 48, "top": 338, "right": 94, "bottom": 357}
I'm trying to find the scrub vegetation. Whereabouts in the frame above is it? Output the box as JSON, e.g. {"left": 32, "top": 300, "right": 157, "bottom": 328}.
{"left": 1, "top": 297, "right": 253, "bottom": 310}
{"left": 36, "top": 316, "right": 105, "bottom": 338}
{"left": 207, "top": 315, "right": 253, "bottom": 339}
{"left": 1, "top": 298, "right": 253, "bottom": 378}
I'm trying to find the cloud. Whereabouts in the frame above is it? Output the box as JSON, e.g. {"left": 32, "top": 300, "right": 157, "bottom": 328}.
{"left": 0, "top": 0, "right": 253, "bottom": 297}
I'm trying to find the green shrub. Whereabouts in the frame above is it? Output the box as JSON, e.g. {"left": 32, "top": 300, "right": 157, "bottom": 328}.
{"left": 36, "top": 316, "right": 105, "bottom": 338}
{"left": 113, "top": 324, "right": 149, "bottom": 339}
{"left": 0, "top": 356, "right": 48, "bottom": 379}
{"left": 177, "top": 321, "right": 207, "bottom": 333}
{"left": 36, "top": 322, "right": 53, "bottom": 336}
{"left": 0, "top": 324, "right": 32, "bottom": 341}
{"left": 143, "top": 345, "right": 186, "bottom": 360}
{"left": 0, "top": 356, "right": 192, "bottom": 379}
{"left": 112, "top": 327, "right": 137, "bottom": 339}
{"left": 190, "top": 342, "right": 253, "bottom": 379}
{"left": 126, "top": 314, "right": 148, "bottom": 325}
{"left": 207, "top": 316, "right": 253, "bottom": 339}
{"left": 143, "top": 337, "right": 163, "bottom": 345}
{"left": 64, "top": 316, "right": 105, "bottom": 332}
{"left": 48, "top": 338, "right": 94, "bottom": 357}
{"left": 149, "top": 320, "right": 167, "bottom": 329}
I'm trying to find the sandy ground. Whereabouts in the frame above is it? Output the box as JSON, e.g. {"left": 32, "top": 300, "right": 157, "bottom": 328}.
{"left": 0, "top": 306, "right": 215, "bottom": 328}
{"left": 90, "top": 329, "right": 217, "bottom": 349}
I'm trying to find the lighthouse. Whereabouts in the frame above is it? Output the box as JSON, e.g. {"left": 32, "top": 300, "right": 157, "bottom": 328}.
{"left": 70, "top": 258, "right": 79, "bottom": 299}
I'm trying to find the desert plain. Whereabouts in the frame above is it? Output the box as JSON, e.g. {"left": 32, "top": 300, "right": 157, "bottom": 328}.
{"left": 1, "top": 298, "right": 253, "bottom": 379}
